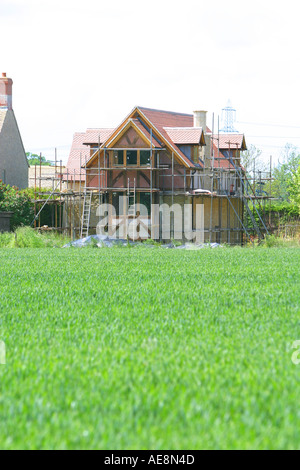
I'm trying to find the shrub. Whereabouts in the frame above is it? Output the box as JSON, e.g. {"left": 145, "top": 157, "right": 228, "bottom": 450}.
{"left": 0, "top": 227, "right": 70, "bottom": 248}
{"left": 0, "top": 182, "right": 34, "bottom": 230}
{"left": 264, "top": 235, "right": 281, "bottom": 248}
{"left": 261, "top": 234, "right": 299, "bottom": 248}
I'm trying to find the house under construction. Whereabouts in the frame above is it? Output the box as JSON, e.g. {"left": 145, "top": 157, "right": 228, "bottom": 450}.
{"left": 34, "top": 106, "right": 272, "bottom": 245}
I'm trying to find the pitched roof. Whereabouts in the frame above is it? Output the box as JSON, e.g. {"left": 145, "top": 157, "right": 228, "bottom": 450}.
{"left": 66, "top": 129, "right": 115, "bottom": 180}
{"left": 136, "top": 107, "right": 199, "bottom": 167}
{"left": 163, "top": 127, "right": 204, "bottom": 145}
{"left": 130, "top": 119, "right": 162, "bottom": 148}
{"left": 65, "top": 132, "right": 90, "bottom": 180}
{"left": 68, "top": 107, "right": 216, "bottom": 176}
{"left": 138, "top": 107, "right": 194, "bottom": 128}
{"left": 216, "top": 134, "right": 246, "bottom": 150}
{"left": 83, "top": 128, "right": 114, "bottom": 145}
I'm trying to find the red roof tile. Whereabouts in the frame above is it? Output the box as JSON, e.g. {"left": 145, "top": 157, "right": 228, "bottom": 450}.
{"left": 83, "top": 128, "right": 114, "bottom": 145}
{"left": 131, "top": 119, "right": 162, "bottom": 148}
{"left": 215, "top": 134, "right": 246, "bottom": 150}
{"left": 138, "top": 107, "right": 194, "bottom": 128}
{"left": 137, "top": 107, "right": 199, "bottom": 167}
{"left": 163, "top": 127, "right": 203, "bottom": 145}
{"left": 65, "top": 132, "right": 91, "bottom": 181}
{"left": 68, "top": 107, "right": 215, "bottom": 176}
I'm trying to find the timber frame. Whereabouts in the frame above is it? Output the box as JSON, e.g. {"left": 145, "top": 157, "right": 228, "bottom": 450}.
{"left": 32, "top": 106, "right": 275, "bottom": 245}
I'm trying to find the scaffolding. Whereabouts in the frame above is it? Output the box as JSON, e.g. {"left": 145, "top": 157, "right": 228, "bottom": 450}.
{"left": 32, "top": 133, "right": 277, "bottom": 245}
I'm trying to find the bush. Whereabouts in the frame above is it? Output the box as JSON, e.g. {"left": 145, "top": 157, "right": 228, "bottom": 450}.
{"left": 244, "top": 201, "right": 300, "bottom": 233}
{"left": 0, "top": 182, "right": 34, "bottom": 230}
{"left": 0, "top": 227, "right": 70, "bottom": 248}
{"left": 265, "top": 201, "right": 300, "bottom": 220}
{"left": 264, "top": 235, "right": 281, "bottom": 248}
{"left": 261, "top": 234, "right": 299, "bottom": 248}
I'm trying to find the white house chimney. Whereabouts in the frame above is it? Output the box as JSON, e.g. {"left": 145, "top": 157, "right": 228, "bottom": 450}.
{"left": 0, "top": 73, "right": 13, "bottom": 110}
{"left": 193, "top": 110, "right": 207, "bottom": 131}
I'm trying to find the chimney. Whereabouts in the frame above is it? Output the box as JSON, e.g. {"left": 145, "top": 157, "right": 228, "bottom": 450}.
{"left": 0, "top": 73, "right": 13, "bottom": 110}
{"left": 193, "top": 110, "right": 207, "bottom": 131}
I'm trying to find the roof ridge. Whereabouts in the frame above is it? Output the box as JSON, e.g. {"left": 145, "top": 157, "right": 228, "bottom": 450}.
{"left": 217, "top": 132, "right": 244, "bottom": 136}
{"left": 138, "top": 106, "right": 193, "bottom": 118}
{"left": 163, "top": 126, "right": 202, "bottom": 130}
{"left": 86, "top": 127, "right": 115, "bottom": 130}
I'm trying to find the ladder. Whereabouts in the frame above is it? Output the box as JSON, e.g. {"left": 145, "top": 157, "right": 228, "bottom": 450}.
{"left": 127, "top": 178, "right": 136, "bottom": 217}
{"left": 127, "top": 178, "right": 136, "bottom": 240}
{"left": 81, "top": 191, "right": 93, "bottom": 238}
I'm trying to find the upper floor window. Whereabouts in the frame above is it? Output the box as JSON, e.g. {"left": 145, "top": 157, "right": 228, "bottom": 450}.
{"left": 140, "top": 150, "right": 151, "bottom": 166}
{"left": 114, "top": 150, "right": 124, "bottom": 165}
{"left": 126, "top": 150, "right": 138, "bottom": 165}
{"left": 112, "top": 149, "right": 152, "bottom": 167}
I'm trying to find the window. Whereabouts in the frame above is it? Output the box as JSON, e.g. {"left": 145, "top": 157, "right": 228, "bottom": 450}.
{"left": 114, "top": 150, "right": 124, "bottom": 165}
{"left": 193, "top": 146, "right": 199, "bottom": 163}
{"left": 112, "top": 192, "right": 125, "bottom": 216}
{"left": 126, "top": 150, "right": 137, "bottom": 165}
{"left": 140, "top": 150, "right": 151, "bottom": 166}
{"left": 139, "top": 193, "right": 151, "bottom": 216}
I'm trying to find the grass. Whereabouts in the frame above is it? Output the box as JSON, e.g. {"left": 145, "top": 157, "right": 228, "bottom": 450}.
{"left": 262, "top": 234, "right": 300, "bottom": 248}
{"left": 0, "top": 247, "right": 299, "bottom": 449}
{"left": 0, "top": 227, "right": 70, "bottom": 248}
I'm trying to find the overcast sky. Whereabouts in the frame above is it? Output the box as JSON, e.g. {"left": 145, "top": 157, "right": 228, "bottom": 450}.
{"left": 1, "top": 0, "right": 300, "bottom": 165}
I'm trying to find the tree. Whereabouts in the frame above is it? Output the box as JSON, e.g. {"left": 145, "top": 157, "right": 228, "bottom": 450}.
{"left": 26, "top": 152, "right": 53, "bottom": 166}
{"left": 272, "top": 144, "right": 300, "bottom": 201}
{"left": 241, "top": 144, "right": 268, "bottom": 195}
{"left": 0, "top": 182, "right": 34, "bottom": 230}
{"left": 241, "top": 144, "right": 267, "bottom": 175}
{"left": 289, "top": 165, "right": 300, "bottom": 211}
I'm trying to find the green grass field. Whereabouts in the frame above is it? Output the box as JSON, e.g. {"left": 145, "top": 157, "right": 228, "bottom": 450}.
{"left": 0, "top": 247, "right": 299, "bottom": 450}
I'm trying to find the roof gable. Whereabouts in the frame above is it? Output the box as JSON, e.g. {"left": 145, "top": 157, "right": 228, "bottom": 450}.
{"left": 105, "top": 118, "right": 161, "bottom": 149}
{"left": 135, "top": 107, "right": 199, "bottom": 168}
{"left": 0, "top": 109, "right": 29, "bottom": 169}
{"left": 86, "top": 106, "right": 200, "bottom": 168}
{"left": 216, "top": 134, "right": 247, "bottom": 151}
